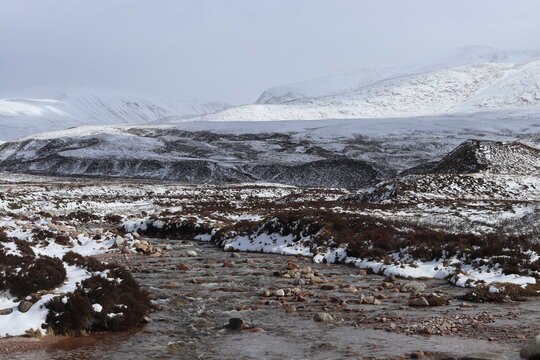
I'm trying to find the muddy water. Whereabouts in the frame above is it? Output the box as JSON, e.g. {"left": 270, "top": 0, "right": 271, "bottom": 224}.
{"left": 7, "top": 239, "right": 539, "bottom": 360}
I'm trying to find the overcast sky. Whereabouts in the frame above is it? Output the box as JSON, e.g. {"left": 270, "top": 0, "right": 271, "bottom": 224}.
{"left": 1, "top": 0, "right": 540, "bottom": 104}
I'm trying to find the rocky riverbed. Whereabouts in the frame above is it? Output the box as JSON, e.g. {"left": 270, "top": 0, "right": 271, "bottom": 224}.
{"left": 5, "top": 238, "right": 539, "bottom": 360}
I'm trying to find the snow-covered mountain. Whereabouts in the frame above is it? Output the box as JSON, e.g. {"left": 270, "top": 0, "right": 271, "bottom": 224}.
{"left": 0, "top": 86, "right": 230, "bottom": 141}
{"left": 256, "top": 45, "right": 540, "bottom": 104}
{"left": 185, "top": 60, "right": 540, "bottom": 123}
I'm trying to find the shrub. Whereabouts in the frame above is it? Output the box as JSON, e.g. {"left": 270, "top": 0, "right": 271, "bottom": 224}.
{"left": 62, "top": 251, "right": 107, "bottom": 272}
{"left": 0, "top": 254, "right": 66, "bottom": 298}
{"left": 0, "top": 228, "right": 9, "bottom": 242}
{"left": 45, "top": 257, "right": 150, "bottom": 335}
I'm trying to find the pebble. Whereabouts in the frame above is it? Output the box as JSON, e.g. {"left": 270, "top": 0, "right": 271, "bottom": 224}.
{"left": 273, "top": 289, "right": 285, "bottom": 297}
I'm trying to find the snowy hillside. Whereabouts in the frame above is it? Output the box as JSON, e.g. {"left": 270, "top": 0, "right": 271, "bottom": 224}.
{"left": 257, "top": 45, "right": 540, "bottom": 104}
{"left": 0, "top": 86, "right": 230, "bottom": 141}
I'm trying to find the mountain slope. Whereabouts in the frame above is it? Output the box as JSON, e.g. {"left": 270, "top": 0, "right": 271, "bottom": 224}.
{"left": 186, "top": 62, "right": 539, "bottom": 122}
{"left": 0, "top": 86, "right": 230, "bottom": 141}
{"left": 0, "top": 109, "right": 539, "bottom": 188}
{"left": 257, "top": 45, "right": 540, "bottom": 104}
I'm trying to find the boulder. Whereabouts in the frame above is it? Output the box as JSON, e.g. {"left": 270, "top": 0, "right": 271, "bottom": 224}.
{"left": 400, "top": 281, "right": 427, "bottom": 292}
{"left": 521, "top": 335, "right": 540, "bottom": 359}
{"left": 425, "top": 293, "right": 449, "bottom": 306}
{"left": 18, "top": 300, "right": 33, "bottom": 313}
{"left": 115, "top": 235, "right": 125, "bottom": 247}
{"left": 227, "top": 318, "right": 245, "bottom": 330}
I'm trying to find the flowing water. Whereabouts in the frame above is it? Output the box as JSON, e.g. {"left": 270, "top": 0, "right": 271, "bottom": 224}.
{"left": 6, "top": 239, "right": 538, "bottom": 360}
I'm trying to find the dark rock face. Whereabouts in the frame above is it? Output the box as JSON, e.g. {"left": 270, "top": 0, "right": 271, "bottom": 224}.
{"left": 250, "top": 159, "right": 394, "bottom": 188}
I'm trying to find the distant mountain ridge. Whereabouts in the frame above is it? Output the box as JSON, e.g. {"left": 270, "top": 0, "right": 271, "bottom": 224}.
{"left": 0, "top": 86, "right": 230, "bottom": 141}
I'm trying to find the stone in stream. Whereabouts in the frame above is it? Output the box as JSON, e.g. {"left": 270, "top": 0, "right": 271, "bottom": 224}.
{"left": 400, "top": 281, "right": 427, "bottom": 292}
{"left": 459, "top": 353, "right": 508, "bottom": 360}
{"left": 135, "top": 242, "right": 149, "bottom": 253}
{"left": 18, "top": 300, "right": 33, "bottom": 313}
{"left": 408, "top": 297, "right": 430, "bottom": 307}
{"left": 425, "top": 293, "right": 449, "bottom": 306}
{"left": 521, "top": 335, "right": 540, "bottom": 359}
{"left": 320, "top": 284, "right": 339, "bottom": 291}
{"left": 314, "top": 312, "right": 334, "bottom": 322}
{"left": 177, "top": 263, "right": 191, "bottom": 270}
{"left": 227, "top": 318, "right": 245, "bottom": 330}
{"left": 273, "top": 289, "right": 285, "bottom": 297}
{"left": 184, "top": 250, "right": 198, "bottom": 257}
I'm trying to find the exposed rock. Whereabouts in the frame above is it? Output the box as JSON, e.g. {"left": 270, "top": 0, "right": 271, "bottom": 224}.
{"left": 520, "top": 335, "right": 540, "bottom": 360}
{"left": 314, "top": 312, "right": 334, "bottom": 322}
{"left": 273, "top": 289, "right": 285, "bottom": 297}
{"left": 0, "top": 308, "right": 13, "bottom": 315}
{"left": 400, "top": 281, "right": 427, "bottom": 292}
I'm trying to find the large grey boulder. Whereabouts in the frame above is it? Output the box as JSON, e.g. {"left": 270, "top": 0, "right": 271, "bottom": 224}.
{"left": 521, "top": 335, "right": 540, "bottom": 359}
